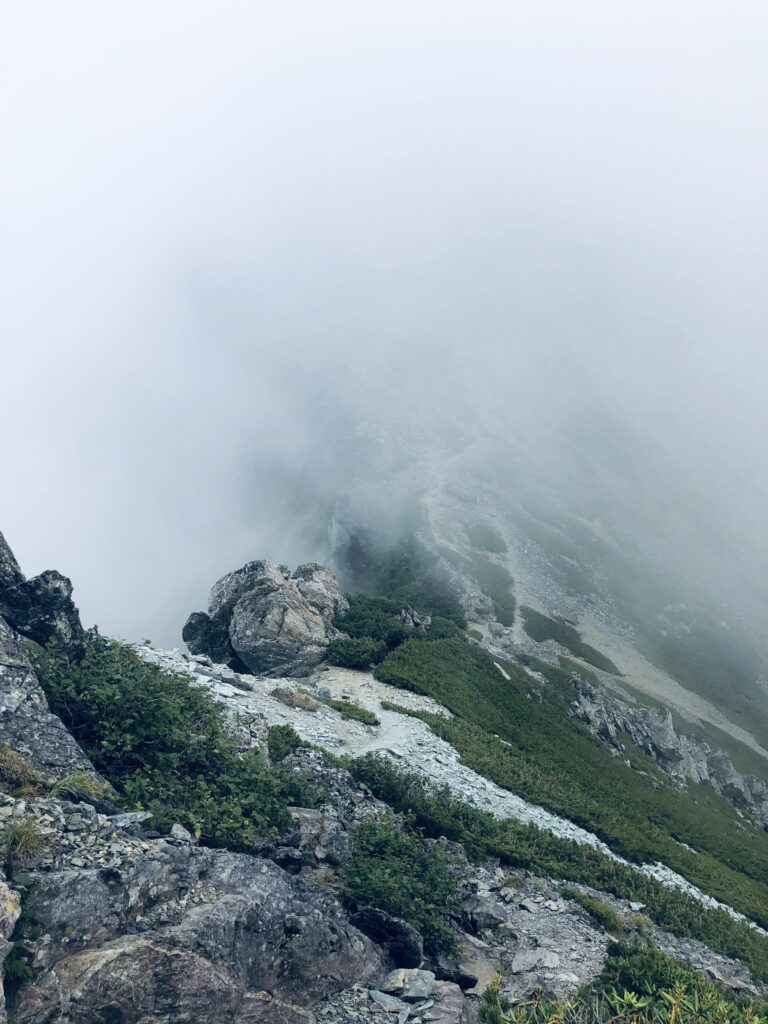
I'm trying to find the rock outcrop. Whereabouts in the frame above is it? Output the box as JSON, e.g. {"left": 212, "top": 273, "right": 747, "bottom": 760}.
{"left": 570, "top": 676, "right": 768, "bottom": 825}
{"left": 0, "top": 616, "right": 97, "bottom": 783}
{"left": 2, "top": 787, "right": 383, "bottom": 1024}
{"left": 183, "top": 560, "right": 348, "bottom": 676}
{"left": 0, "top": 530, "right": 84, "bottom": 658}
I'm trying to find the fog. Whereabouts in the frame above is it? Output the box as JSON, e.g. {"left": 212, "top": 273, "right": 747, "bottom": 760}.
{"left": 1, "top": 2, "right": 767, "bottom": 645}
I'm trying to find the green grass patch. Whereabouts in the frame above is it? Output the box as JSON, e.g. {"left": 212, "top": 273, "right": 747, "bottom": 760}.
{"left": 521, "top": 606, "right": 619, "bottom": 674}
{"left": 466, "top": 522, "right": 507, "bottom": 553}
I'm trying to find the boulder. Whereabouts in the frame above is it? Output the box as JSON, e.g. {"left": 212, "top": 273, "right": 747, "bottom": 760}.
{"left": 13, "top": 842, "right": 384, "bottom": 1024}
{"left": 183, "top": 560, "right": 348, "bottom": 677}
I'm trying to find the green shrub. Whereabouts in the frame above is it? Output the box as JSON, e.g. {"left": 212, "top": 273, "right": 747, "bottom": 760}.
{"left": 521, "top": 607, "right": 619, "bottom": 674}
{"left": 34, "top": 633, "right": 304, "bottom": 850}
{"left": 348, "top": 755, "right": 768, "bottom": 982}
{"left": 343, "top": 813, "right": 460, "bottom": 956}
{"left": 327, "top": 636, "right": 385, "bottom": 668}
{"left": 267, "top": 724, "right": 307, "bottom": 763}
{"left": 470, "top": 554, "right": 516, "bottom": 626}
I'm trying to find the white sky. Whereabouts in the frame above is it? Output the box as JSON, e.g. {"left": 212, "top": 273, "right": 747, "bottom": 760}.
{"left": 1, "top": 2, "right": 766, "bottom": 641}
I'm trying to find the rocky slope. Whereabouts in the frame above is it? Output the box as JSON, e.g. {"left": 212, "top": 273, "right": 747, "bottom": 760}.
{"left": 2, "top": 531, "right": 768, "bottom": 1023}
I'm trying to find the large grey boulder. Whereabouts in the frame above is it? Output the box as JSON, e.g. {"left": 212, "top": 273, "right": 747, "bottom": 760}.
{"left": 13, "top": 841, "right": 383, "bottom": 1024}
{"left": 183, "top": 560, "right": 348, "bottom": 677}
{"left": 0, "top": 615, "right": 96, "bottom": 782}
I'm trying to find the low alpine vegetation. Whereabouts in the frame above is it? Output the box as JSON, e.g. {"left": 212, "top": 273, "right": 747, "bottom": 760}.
{"left": 34, "top": 633, "right": 314, "bottom": 850}
{"left": 342, "top": 812, "right": 460, "bottom": 956}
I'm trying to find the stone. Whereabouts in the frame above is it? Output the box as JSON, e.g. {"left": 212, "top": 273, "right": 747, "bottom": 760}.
{"left": 0, "top": 531, "right": 23, "bottom": 592}
{"left": 170, "top": 823, "right": 194, "bottom": 843}
{"left": 370, "top": 990, "right": 409, "bottom": 1012}
{"left": 0, "top": 878, "right": 22, "bottom": 1024}
{"left": 108, "top": 810, "right": 153, "bottom": 828}
{"left": 382, "top": 969, "right": 436, "bottom": 1002}
{"left": 184, "top": 559, "right": 348, "bottom": 677}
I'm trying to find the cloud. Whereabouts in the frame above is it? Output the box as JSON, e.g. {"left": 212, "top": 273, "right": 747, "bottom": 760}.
{"left": 1, "top": 1, "right": 766, "bottom": 642}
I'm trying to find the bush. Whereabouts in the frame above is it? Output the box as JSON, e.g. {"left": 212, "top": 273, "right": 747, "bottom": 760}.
{"left": 34, "top": 632, "right": 305, "bottom": 850}
{"left": 521, "top": 607, "right": 619, "bottom": 674}
{"left": 267, "top": 724, "right": 307, "bottom": 763}
{"left": 343, "top": 813, "right": 460, "bottom": 956}
{"left": 348, "top": 754, "right": 768, "bottom": 982}
{"left": 327, "top": 636, "right": 385, "bottom": 668}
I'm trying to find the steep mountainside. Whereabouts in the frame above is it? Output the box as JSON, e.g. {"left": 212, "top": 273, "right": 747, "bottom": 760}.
{"left": 3, "top": 527, "right": 768, "bottom": 1024}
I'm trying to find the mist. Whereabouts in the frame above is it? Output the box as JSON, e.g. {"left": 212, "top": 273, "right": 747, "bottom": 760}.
{"left": 1, "top": 1, "right": 767, "bottom": 645}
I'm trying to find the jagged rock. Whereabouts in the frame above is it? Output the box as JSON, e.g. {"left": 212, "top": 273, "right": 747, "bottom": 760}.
{"left": 351, "top": 908, "right": 424, "bottom": 968}
{"left": 13, "top": 842, "right": 383, "bottom": 1024}
{"left": 184, "top": 560, "right": 348, "bottom": 676}
{"left": 286, "top": 806, "right": 352, "bottom": 866}
{"left": 569, "top": 676, "right": 768, "bottom": 825}
{"left": 0, "top": 531, "right": 23, "bottom": 592}
{"left": 510, "top": 949, "right": 560, "bottom": 973}
{"left": 0, "top": 534, "right": 85, "bottom": 658}
{"left": 0, "top": 616, "right": 97, "bottom": 782}
{"left": 464, "top": 895, "right": 511, "bottom": 933}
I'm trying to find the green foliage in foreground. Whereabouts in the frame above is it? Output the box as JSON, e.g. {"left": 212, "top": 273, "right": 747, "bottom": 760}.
{"left": 342, "top": 813, "right": 460, "bottom": 956}
{"left": 481, "top": 942, "right": 768, "bottom": 1023}
{"left": 349, "top": 755, "right": 768, "bottom": 982}
{"left": 521, "top": 607, "right": 619, "bottom": 675}
{"left": 34, "top": 634, "right": 312, "bottom": 850}
{"left": 372, "top": 637, "right": 768, "bottom": 931}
